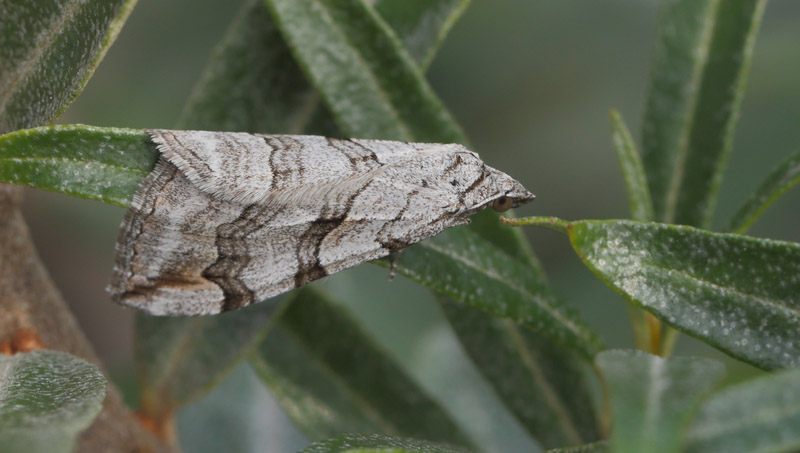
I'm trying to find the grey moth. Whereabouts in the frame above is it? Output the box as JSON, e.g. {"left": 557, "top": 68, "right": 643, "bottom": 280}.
{"left": 108, "top": 130, "right": 534, "bottom": 316}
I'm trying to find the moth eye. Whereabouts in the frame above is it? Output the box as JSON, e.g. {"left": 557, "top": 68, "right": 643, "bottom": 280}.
{"left": 492, "top": 196, "right": 513, "bottom": 212}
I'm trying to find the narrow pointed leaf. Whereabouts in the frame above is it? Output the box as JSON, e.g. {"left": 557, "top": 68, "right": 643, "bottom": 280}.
{"left": 642, "top": 0, "right": 767, "bottom": 227}
{"left": 687, "top": 366, "right": 800, "bottom": 453}
{"left": 641, "top": 0, "right": 717, "bottom": 221}
{"left": 301, "top": 433, "right": 470, "bottom": 453}
{"left": 0, "top": 350, "right": 106, "bottom": 453}
{"left": 672, "top": 0, "right": 766, "bottom": 227}
{"left": 135, "top": 300, "right": 284, "bottom": 419}
{"left": 263, "top": 0, "right": 467, "bottom": 143}
{"left": 250, "top": 288, "right": 474, "bottom": 447}
{"left": 562, "top": 219, "right": 800, "bottom": 370}
{"left": 0, "top": 0, "right": 137, "bottom": 133}
{"left": 440, "top": 298, "right": 599, "bottom": 448}
{"left": 380, "top": 227, "right": 602, "bottom": 359}
{"left": 610, "top": 110, "right": 653, "bottom": 221}
{"left": 596, "top": 350, "right": 725, "bottom": 453}
{"left": 0, "top": 125, "right": 155, "bottom": 206}
{"left": 727, "top": 148, "right": 800, "bottom": 234}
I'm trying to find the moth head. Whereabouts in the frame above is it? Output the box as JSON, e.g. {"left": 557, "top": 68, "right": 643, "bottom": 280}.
{"left": 453, "top": 155, "right": 535, "bottom": 215}
{"left": 487, "top": 171, "right": 535, "bottom": 213}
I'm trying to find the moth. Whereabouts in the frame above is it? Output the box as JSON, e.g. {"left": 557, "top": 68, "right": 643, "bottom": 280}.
{"left": 109, "top": 130, "right": 534, "bottom": 316}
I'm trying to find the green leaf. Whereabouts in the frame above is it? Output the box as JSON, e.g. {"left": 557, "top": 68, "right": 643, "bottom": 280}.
{"left": 0, "top": 125, "right": 155, "bottom": 206}
{"left": 263, "top": 0, "right": 467, "bottom": 143}
{"left": 439, "top": 298, "right": 599, "bottom": 448}
{"left": 374, "top": 0, "right": 470, "bottom": 69}
{"left": 641, "top": 0, "right": 767, "bottom": 227}
{"left": 0, "top": 0, "right": 137, "bottom": 133}
{"left": 640, "top": 0, "right": 717, "bottom": 221}
{"left": 135, "top": 300, "right": 285, "bottom": 419}
{"left": 0, "top": 350, "right": 106, "bottom": 453}
{"left": 727, "top": 148, "right": 800, "bottom": 234}
{"left": 381, "top": 227, "right": 602, "bottom": 359}
{"left": 545, "top": 441, "right": 608, "bottom": 453}
{"left": 595, "top": 350, "right": 725, "bottom": 453}
{"left": 609, "top": 110, "right": 653, "bottom": 222}
{"left": 687, "top": 366, "right": 800, "bottom": 453}
{"left": 250, "top": 288, "right": 474, "bottom": 448}
{"left": 300, "top": 433, "right": 470, "bottom": 453}
{"left": 562, "top": 219, "right": 800, "bottom": 370}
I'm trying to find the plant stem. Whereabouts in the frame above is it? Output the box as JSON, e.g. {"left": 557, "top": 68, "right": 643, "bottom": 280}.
{"left": 501, "top": 216, "right": 570, "bottom": 234}
{"left": 646, "top": 312, "right": 663, "bottom": 355}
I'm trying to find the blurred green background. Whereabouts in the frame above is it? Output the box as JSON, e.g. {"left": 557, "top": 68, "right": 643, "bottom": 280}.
{"left": 16, "top": 0, "right": 800, "bottom": 450}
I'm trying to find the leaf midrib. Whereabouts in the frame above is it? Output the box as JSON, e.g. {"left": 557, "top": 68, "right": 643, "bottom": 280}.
{"left": 417, "top": 240, "right": 593, "bottom": 351}
{"left": 0, "top": 156, "right": 151, "bottom": 175}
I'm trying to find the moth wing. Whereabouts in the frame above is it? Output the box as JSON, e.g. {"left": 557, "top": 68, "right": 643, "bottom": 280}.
{"left": 148, "top": 130, "right": 472, "bottom": 204}
{"left": 113, "top": 136, "right": 476, "bottom": 316}
{"left": 109, "top": 159, "right": 260, "bottom": 315}
{"left": 232, "top": 161, "right": 470, "bottom": 307}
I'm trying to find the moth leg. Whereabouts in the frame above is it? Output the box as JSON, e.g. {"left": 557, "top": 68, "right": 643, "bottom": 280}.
{"left": 387, "top": 250, "right": 404, "bottom": 281}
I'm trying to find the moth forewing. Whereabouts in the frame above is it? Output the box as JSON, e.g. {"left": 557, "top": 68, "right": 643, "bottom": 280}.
{"left": 109, "top": 130, "right": 534, "bottom": 316}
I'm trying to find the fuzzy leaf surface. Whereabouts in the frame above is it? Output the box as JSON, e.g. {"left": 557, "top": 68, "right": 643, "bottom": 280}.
{"left": 0, "top": 125, "right": 155, "bottom": 206}
{"left": 0, "top": 0, "right": 136, "bottom": 133}
{"left": 263, "top": 0, "right": 466, "bottom": 143}
{"left": 0, "top": 350, "right": 106, "bottom": 453}
{"left": 596, "top": 350, "right": 724, "bottom": 453}
{"left": 567, "top": 219, "right": 800, "bottom": 370}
